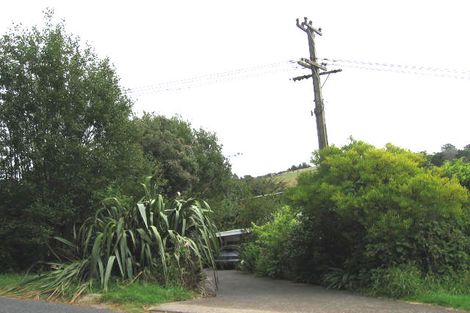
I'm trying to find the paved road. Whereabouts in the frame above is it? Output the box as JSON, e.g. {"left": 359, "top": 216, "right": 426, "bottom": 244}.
{"left": 0, "top": 297, "right": 117, "bottom": 313}
{"left": 151, "top": 270, "right": 465, "bottom": 313}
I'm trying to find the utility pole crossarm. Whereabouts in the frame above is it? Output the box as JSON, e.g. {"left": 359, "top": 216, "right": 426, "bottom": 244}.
{"left": 298, "top": 58, "right": 327, "bottom": 71}
{"left": 291, "top": 69, "right": 343, "bottom": 82}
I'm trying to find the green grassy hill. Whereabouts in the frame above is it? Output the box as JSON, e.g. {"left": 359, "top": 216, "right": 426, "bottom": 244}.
{"left": 270, "top": 167, "right": 314, "bottom": 188}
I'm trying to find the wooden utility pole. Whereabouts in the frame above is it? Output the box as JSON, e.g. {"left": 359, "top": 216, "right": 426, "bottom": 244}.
{"left": 295, "top": 17, "right": 339, "bottom": 149}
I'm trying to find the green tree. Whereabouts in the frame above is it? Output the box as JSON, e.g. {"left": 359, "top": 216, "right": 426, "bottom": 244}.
{"left": 0, "top": 12, "right": 147, "bottom": 270}
{"left": 212, "top": 176, "right": 286, "bottom": 230}
{"left": 134, "top": 113, "right": 232, "bottom": 199}
{"left": 442, "top": 158, "right": 470, "bottom": 190}
{"left": 429, "top": 143, "right": 470, "bottom": 166}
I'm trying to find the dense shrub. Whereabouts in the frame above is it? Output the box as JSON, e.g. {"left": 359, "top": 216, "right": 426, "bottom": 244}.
{"left": 239, "top": 206, "right": 298, "bottom": 278}
{"left": 442, "top": 158, "right": 470, "bottom": 190}
{"left": 212, "top": 176, "right": 286, "bottom": 231}
{"left": 285, "top": 140, "right": 469, "bottom": 286}
{"left": 134, "top": 114, "right": 232, "bottom": 199}
{"left": 369, "top": 264, "right": 424, "bottom": 298}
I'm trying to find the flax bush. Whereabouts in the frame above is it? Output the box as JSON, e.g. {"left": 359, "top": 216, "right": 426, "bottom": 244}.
{"left": 18, "top": 176, "right": 218, "bottom": 300}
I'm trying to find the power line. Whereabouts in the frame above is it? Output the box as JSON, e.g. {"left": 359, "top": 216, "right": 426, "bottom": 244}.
{"left": 124, "top": 60, "right": 302, "bottom": 96}
{"left": 129, "top": 61, "right": 295, "bottom": 91}
{"left": 321, "top": 58, "right": 470, "bottom": 75}
{"left": 321, "top": 58, "right": 470, "bottom": 80}
{"left": 124, "top": 58, "right": 470, "bottom": 97}
{"left": 129, "top": 66, "right": 302, "bottom": 96}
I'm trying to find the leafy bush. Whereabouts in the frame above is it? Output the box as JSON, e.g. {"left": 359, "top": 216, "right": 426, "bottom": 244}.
{"left": 18, "top": 176, "right": 218, "bottom": 300}
{"left": 286, "top": 140, "right": 469, "bottom": 286}
{"left": 369, "top": 266, "right": 470, "bottom": 299}
{"left": 240, "top": 206, "right": 298, "bottom": 278}
{"left": 369, "top": 264, "right": 424, "bottom": 298}
{"left": 323, "top": 268, "right": 367, "bottom": 290}
{"left": 134, "top": 114, "right": 232, "bottom": 199}
{"left": 212, "top": 176, "right": 286, "bottom": 230}
{"left": 238, "top": 240, "right": 260, "bottom": 273}
{"left": 442, "top": 158, "right": 470, "bottom": 190}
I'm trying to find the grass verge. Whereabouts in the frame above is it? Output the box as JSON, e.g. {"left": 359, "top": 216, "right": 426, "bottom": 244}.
{"left": 0, "top": 274, "right": 194, "bottom": 313}
{"left": 0, "top": 273, "right": 28, "bottom": 289}
{"left": 407, "top": 293, "right": 470, "bottom": 312}
{"left": 102, "top": 282, "right": 193, "bottom": 307}
{"left": 367, "top": 265, "right": 470, "bottom": 312}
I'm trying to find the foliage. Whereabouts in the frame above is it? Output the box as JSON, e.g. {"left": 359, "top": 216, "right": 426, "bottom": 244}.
{"left": 134, "top": 113, "right": 232, "bottom": 199}
{"left": 0, "top": 274, "right": 31, "bottom": 290}
{"left": 429, "top": 143, "right": 470, "bottom": 166}
{"left": 368, "top": 264, "right": 424, "bottom": 298}
{"left": 240, "top": 206, "right": 298, "bottom": 278}
{"left": 442, "top": 158, "right": 470, "bottom": 190}
{"left": 367, "top": 265, "right": 470, "bottom": 311}
{"left": 285, "top": 140, "right": 469, "bottom": 285}
{"left": 17, "top": 176, "right": 218, "bottom": 300}
{"left": 213, "top": 176, "right": 286, "bottom": 230}
{"left": 0, "top": 11, "right": 149, "bottom": 270}
{"left": 322, "top": 268, "right": 367, "bottom": 290}
{"left": 238, "top": 240, "right": 260, "bottom": 273}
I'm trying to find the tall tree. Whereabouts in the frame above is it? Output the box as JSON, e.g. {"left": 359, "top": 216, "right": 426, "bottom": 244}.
{"left": 134, "top": 113, "right": 232, "bottom": 198}
{"left": 0, "top": 11, "right": 146, "bottom": 270}
{"left": 429, "top": 143, "right": 470, "bottom": 166}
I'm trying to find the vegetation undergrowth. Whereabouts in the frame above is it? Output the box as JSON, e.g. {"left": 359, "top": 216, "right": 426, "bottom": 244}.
{"left": 0, "top": 274, "right": 30, "bottom": 290}
{"left": 365, "top": 265, "right": 470, "bottom": 311}
{"left": 5, "top": 175, "right": 218, "bottom": 302}
{"left": 240, "top": 205, "right": 298, "bottom": 278}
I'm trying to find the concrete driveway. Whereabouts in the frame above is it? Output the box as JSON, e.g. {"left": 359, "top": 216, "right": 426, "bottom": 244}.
{"left": 151, "top": 270, "right": 464, "bottom": 313}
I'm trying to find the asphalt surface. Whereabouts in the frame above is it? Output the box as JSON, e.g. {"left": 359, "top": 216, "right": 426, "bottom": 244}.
{"left": 0, "top": 297, "right": 117, "bottom": 313}
{"left": 1, "top": 271, "right": 466, "bottom": 313}
{"left": 151, "top": 270, "right": 465, "bottom": 313}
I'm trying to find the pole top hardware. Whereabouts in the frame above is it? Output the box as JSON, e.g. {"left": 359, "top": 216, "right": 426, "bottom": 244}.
{"left": 296, "top": 17, "right": 322, "bottom": 36}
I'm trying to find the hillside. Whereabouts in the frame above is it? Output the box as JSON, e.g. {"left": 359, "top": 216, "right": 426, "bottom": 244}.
{"left": 270, "top": 167, "right": 314, "bottom": 188}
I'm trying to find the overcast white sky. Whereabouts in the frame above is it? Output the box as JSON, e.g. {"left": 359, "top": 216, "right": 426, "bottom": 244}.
{"left": 2, "top": 1, "right": 470, "bottom": 176}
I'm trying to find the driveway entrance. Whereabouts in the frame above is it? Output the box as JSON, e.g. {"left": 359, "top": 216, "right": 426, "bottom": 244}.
{"left": 151, "top": 270, "right": 460, "bottom": 313}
